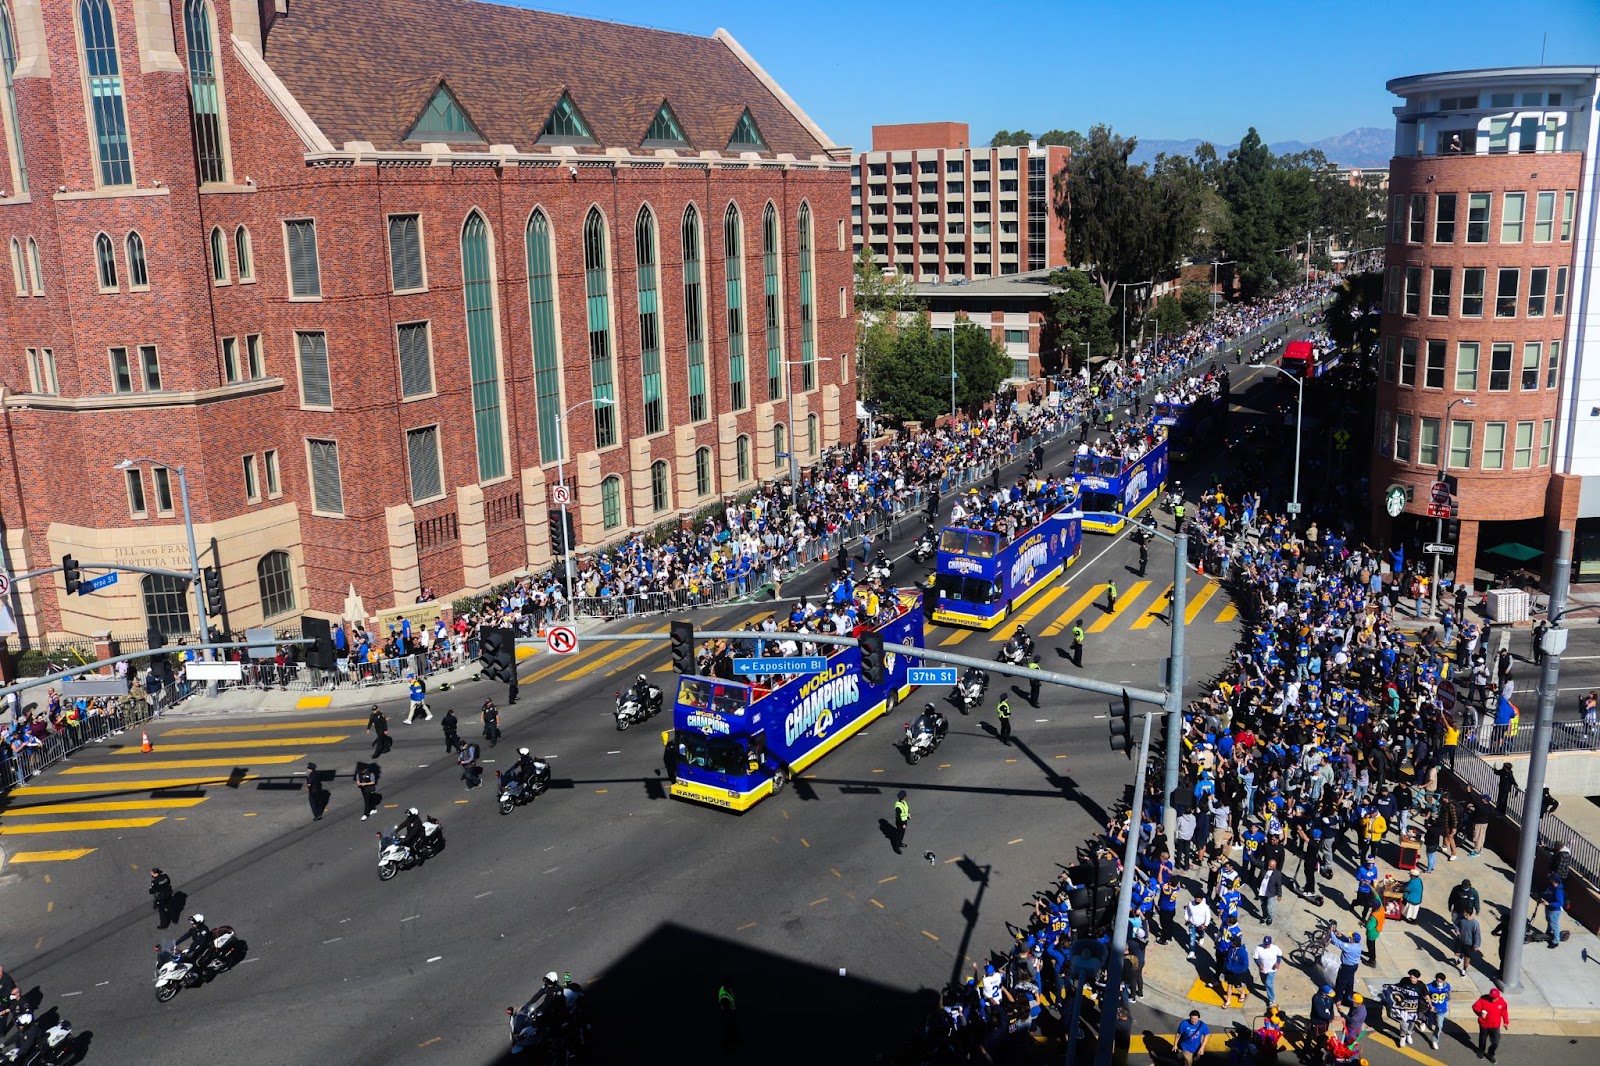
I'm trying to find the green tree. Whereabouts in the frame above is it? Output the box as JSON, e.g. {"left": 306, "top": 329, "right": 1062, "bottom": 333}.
{"left": 953, "top": 318, "right": 1012, "bottom": 410}
{"left": 862, "top": 312, "right": 1010, "bottom": 423}
{"left": 1325, "top": 270, "right": 1384, "bottom": 364}
{"left": 1047, "top": 270, "right": 1115, "bottom": 371}
{"left": 1216, "top": 128, "right": 1296, "bottom": 298}
{"left": 990, "top": 129, "right": 1034, "bottom": 147}
{"left": 854, "top": 247, "right": 921, "bottom": 402}
{"left": 1038, "top": 129, "right": 1084, "bottom": 151}
{"left": 1056, "top": 126, "right": 1202, "bottom": 322}
{"left": 1179, "top": 281, "right": 1213, "bottom": 325}
{"left": 1154, "top": 294, "right": 1186, "bottom": 336}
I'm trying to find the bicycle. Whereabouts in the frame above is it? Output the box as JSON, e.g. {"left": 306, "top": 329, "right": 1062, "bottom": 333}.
{"left": 1289, "top": 915, "right": 1340, "bottom": 968}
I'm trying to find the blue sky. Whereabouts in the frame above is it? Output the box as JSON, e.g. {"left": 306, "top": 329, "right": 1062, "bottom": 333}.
{"left": 506, "top": 0, "right": 1600, "bottom": 150}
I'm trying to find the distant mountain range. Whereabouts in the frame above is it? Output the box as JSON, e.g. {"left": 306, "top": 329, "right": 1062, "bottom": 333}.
{"left": 1128, "top": 127, "right": 1393, "bottom": 169}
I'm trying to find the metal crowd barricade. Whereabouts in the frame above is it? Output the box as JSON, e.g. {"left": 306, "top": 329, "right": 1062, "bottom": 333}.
{"left": 1451, "top": 746, "right": 1600, "bottom": 889}
{"left": 1, "top": 697, "right": 158, "bottom": 793}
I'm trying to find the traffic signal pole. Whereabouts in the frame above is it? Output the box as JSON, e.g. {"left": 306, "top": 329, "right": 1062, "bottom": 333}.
{"left": 1163, "top": 531, "right": 1188, "bottom": 842}
{"left": 1094, "top": 710, "right": 1154, "bottom": 1066}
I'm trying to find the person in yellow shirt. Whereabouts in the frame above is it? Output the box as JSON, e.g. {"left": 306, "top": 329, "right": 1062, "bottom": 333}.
{"left": 1361, "top": 810, "right": 1388, "bottom": 862}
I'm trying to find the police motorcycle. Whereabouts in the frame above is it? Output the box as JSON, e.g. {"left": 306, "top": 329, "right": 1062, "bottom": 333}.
{"left": 996, "top": 626, "right": 1032, "bottom": 668}
{"left": 952, "top": 665, "right": 989, "bottom": 714}
{"left": 867, "top": 549, "right": 894, "bottom": 584}
{"left": 0, "top": 1010, "right": 73, "bottom": 1065}
{"left": 153, "top": 919, "right": 247, "bottom": 1002}
{"left": 377, "top": 810, "right": 444, "bottom": 881}
{"left": 1162, "top": 480, "right": 1184, "bottom": 513}
{"left": 902, "top": 704, "right": 949, "bottom": 764}
{"left": 507, "top": 971, "right": 590, "bottom": 1060}
{"left": 912, "top": 527, "right": 937, "bottom": 565}
{"left": 613, "top": 675, "right": 663, "bottom": 730}
{"left": 497, "top": 750, "right": 552, "bottom": 815}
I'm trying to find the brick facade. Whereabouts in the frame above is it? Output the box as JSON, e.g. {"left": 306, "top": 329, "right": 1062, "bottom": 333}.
{"left": 0, "top": 0, "right": 855, "bottom": 640}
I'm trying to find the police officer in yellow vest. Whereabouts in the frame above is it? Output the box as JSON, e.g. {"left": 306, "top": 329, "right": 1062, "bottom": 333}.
{"left": 996, "top": 695, "right": 1012, "bottom": 745}
{"left": 1070, "top": 619, "right": 1086, "bottom": 667}
{"left": 1028, "top": 655, "right": 1042, "bottom": 707}
{"left": 891, "top": 791, "right": 910, "bottom": 854}
{"left": 1173, "top": 500, "right": 1186, "bottom": 531}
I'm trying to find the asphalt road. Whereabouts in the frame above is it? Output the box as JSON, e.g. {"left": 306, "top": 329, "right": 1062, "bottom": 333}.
{"left": 0, "top": 324, "right": 1332, "bottom": 1065}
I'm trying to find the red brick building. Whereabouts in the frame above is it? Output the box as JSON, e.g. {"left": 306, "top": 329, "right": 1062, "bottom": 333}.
{"left": 0, "top": 0, "right": 855, "bottom": 642}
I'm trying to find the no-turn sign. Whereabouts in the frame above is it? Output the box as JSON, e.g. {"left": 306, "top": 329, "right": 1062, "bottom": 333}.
{"left": 545, "top": 625, "right": 579, "bottom": 655}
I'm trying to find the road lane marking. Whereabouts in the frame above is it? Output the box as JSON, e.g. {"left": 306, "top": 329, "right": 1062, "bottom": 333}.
{"left": 59, "top": 990, "right": 78, "bottom": 996}
{"left": 402, "top": 915, "right": 420, "bottom": 922}
{"left": 426, "top": 956, "right": 442, "bottom": 963}
{"left": 162, "top": 720, "right": 367, "bottom": 735}
{"left": 6, "top": 850, "right": 95, "bottom": 863}
{"left": 1216, "top": 602, "right": 1239, "bottom": 622}
{"left": 1007, "top": 838, "right": 1024, "bottom": 845}
{"left": 1184, "top": 580, "right": 1221, "bottom": 624}
{"left": 113, "top": 736, "right": 347, "bottom": 753}
{"left": 800, "top": 838, "right": 810, "bottom": 848}
{"left": 1088, "top": 580, "right": 1150, "bottom": 633}
{"left": 475, "top": 891, "right": 493, "bottom": 899}
{"left": 3, "top": 798, "right": 207, "bottom": 815}
{"left": 1130, "top": 585, "right": 1174, "bottom": 630}
{"left": 559, "top": 635, "right": 660, "bottom": 680}
{"left": 594, "top": 789, "right": 608, "bottom": 794}
{"left": 879, "top": 875, "right": 898, "bottom": 884}
{"left": 830, "top": 868, "right": 842, "bottom": 878}
{"left": 921, "top": 930, "right": 940, "bottom": 941}
{"left": 809, "top": 897, "right": 829, "bottom": 906}
{"left": 0, "top": 817, "right": 165, "bottom": 834}
{"left": 417, "top": 1037, "right": 442, "bottom": 1048}
{"left": 63, "top": 755, "right": 304, "bottom": 773}
{"left": 46, "top": 901, "right": 53, "bottom": 912}
{"left": 938, "top": 627, "right": 976, "bottom": 647}
{"left": 1041, "top": 584, "right": 1108, "bottom": 637}
{"left": 870, "top": 898, "right": 885, "bottom": 908}
{"left": 990, "top": 582, "right": 1071, "bottom": 640}
{"left": 737, "top": 922, "right": 757, "bottom": 931}
{"left": 519, "top": 622, "right": 654, "bottom": 683}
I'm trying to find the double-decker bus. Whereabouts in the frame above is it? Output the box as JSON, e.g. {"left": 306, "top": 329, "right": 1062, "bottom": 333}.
{"left": 1279, "top": 339, "right": 1341, "bottom": 379}
{"left": 668, "top": 594, "right": 924, "bottom": 812}
{"left": 1072, "top": 439, "right": 1169, "bottom": 534}
{"left": 1153, "top": 396, "right": 1221, "bottom": 464}
{"left": 930, "top": 500, "right": 1083, "bottom": 629}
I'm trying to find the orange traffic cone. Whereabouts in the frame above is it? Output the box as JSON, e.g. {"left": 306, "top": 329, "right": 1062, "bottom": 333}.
{"left": 1198, "top": 559, "right": 1205, "bottom": 576}
{"left": 141, "top": 730, "right": 153, "bottom": 753}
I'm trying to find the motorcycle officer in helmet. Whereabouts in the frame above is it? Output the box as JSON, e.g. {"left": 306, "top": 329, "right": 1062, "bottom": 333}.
{"left": 397, "top": 807, "right": 426, "bottom": 854}
{"left": 176, "top": 914, "right": 215, "bottom": 972}
{"left": 629, "top": 674, "right": 655, "bottom": 713}
{"left": 511, "top": 747, "right": 546, "bottom": 787}
{"left": 914, "top": 703, "right": 948, "bottom": 743}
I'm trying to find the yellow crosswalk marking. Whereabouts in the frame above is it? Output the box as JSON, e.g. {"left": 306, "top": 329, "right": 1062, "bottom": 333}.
{"left": 601, "top": 641, "right": 673, "bottom": 678}
{"left": 1088, "top": 581, "right": 1150, "bottom": 633}
{"left": 5, "top": 849, "right": 96, "bottom": 863}
{"left": 518, "top": 622, "right": 654, "bottom": 684}
{"left": 163, "top": 719, "right": 367, "bottom": 736}
{"left": 1, "top": 816, "right": 166, "bottom": 834}
{"left": 63, "top": 755, "right": 304, "bottom": 773}
{"left": 294, "top": 695, "right": 333, "bottom": 710}
{"left": 9, "top": 775, "right": 259, "bottom": 795}
{"left": 558, "top": 637, "right": 657, "bottom": 680}
{"left": 1041, "top": 584, "right": 1106, "bottom": 637}
{"left": 1184, "top": 580, "right": 1220, "bottom": 625}
{"left": 1130, "top": 585, "right": 1174, "bottom": 630}
{"left": 938, "top": 626, "right": 976, "bottom": 646}
{"left": 114, "top": 736, "right": 345, "bottom": 754}
{"left": 3, "top": 798, "right": 209, "bottom": 815}
{"left": 990, "top": 584, "right": 1069, "bottom": 640}
{"left": 1216, "top": 602, "right": 1239, "bottom": 623}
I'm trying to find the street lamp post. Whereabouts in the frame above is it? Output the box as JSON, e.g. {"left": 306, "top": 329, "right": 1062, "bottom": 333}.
{"left": 1261, "top": 365, "right": 1305, "bottom": 519}
{"left": 114, "top": 459, "right": 207, "bottom": 651}
{"left": 780, "top": 357, "right": 833, "bottom": 490}
{"left": 1211, "top": 258, "right": 1235, "bottom": 310}
{"left": 1431, "top": 397, "right": 1477, "bottom": 617}
{"left": 554, "top": 397, "right": 614, "bottom": 622}
{"left": 949, "top": 320, "right": 958, "bottom": 421}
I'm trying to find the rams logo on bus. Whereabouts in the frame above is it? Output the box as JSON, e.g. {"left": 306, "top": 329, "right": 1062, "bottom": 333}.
{"left": 785, "top": 661, "right": 860, "bottom": 746}
{"left": 1009, "top": 533, "right": 1049, "bottom": 590}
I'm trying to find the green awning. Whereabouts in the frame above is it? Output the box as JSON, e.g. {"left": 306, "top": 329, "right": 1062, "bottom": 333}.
{"left": 1484, "top": 542, "right": 1542, "bottom": 563}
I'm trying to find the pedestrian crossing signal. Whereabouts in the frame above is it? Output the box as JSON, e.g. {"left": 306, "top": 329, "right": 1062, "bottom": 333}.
{"left": 1108, "top": 688, "right": 1133, "bottom": 758}
{"left": 670, "top": 620, "right": 695, "bottom": 674}
{"left": 859, "top": 632, "right": 885, "bottom": 686}
{"left": 62, "top": 554, "right": 81, "bottom": 596}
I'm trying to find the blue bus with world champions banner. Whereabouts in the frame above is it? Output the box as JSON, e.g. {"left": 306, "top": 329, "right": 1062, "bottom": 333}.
{"left": 929, "top": 502, "right": 1083, "bottom": 629}
{"left": 668, "top": 595, "right": 925, "bottom": 812}
{"left": 1072, "top": 438, "right": 1169, "bottom": 534}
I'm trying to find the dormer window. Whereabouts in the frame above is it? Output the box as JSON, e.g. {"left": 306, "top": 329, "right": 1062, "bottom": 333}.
{"left": 643, "top": 100, "right": 689, "bottom": 149}
{"left": 405, "top": 83, "right": 485, "bottom": 144}
{"left": 540, "top": 91, "right": 595, "bottom": 145}
{"left": 727, "top": 108, "right": 767, "bottom": 153}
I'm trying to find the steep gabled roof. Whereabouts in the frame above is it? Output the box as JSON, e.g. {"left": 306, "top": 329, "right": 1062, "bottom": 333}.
{"left": 261, "top": 0, "right": 831, "bottom": 155}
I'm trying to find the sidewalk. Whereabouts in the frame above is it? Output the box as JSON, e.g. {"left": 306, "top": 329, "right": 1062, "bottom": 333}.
{"left": 1137, "top": 838, "right": 1600, "bottom": 1038}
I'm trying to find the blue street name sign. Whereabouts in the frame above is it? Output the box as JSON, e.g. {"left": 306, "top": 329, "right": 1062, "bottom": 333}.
{"left": 78, "top": 572, "right": 119, "bottom": 595}
{"left": 730, "top": 656, "right": 827, "bottom": 676}
{"left": 908, "top": 667, "right": 958, "bottom": 686}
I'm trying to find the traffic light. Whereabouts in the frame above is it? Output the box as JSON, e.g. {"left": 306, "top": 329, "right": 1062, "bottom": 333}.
{"left": 62, "top": 554, "right": 81, "bottom": 596}
{"left": 300, "top": 616, "right": 335, "bottom": 671}
{"left": 203, "top": 566, "right": 224, "bottom": 617}
{"left": 478, "top": 627, "right": 515, "bottom": 683}
{"left": 146, "top": 628, "right": 174, "bottom": 686}
{"left": 549, "top": 511, "right": 575, "bottom": 554}
{"left": 670, "top": 619, "right": 695, "bottom": 674}
{"left": 859, "top": 632, "right": 885, "bottom": 686}
{"left": 1108, "top": 688, "right": 1133, "bottom": 758}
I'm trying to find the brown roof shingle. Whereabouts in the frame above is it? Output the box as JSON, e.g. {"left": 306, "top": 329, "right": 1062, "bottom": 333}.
{"left": 261, "top": 0, "right": 829, "bottom": 156}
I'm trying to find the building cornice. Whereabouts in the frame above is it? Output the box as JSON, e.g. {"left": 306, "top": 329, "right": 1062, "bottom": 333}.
{"left": 5, "top": 377, "right": 285, "bottom": 413}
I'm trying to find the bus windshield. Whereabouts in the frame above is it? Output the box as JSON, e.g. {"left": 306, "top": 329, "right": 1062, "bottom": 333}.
{"left": 939, "top": 529, "right": 999, "bottom": 558}
{"left": 676, "top": 678, "right": 748, "bottom": 718}
{"left": 935, "top": 573, "right": 999, "bottom": 603}
{"left": 1082, "top": 490, "right": 1120, "bottom": 515}
{"left": 678, "top": 732, "right": 748, "bottom": 775}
